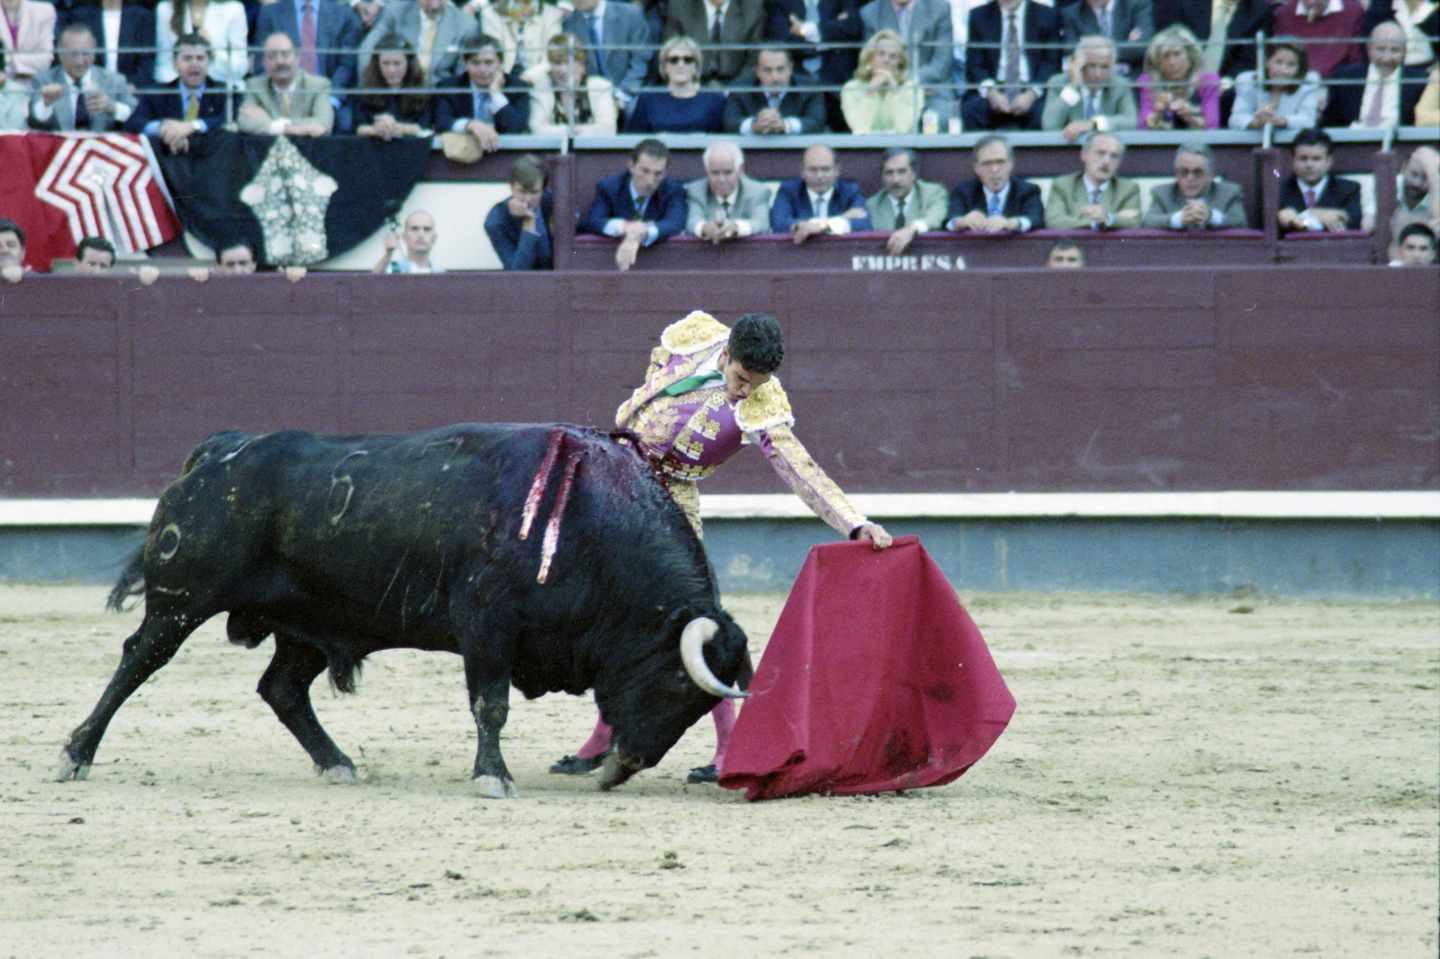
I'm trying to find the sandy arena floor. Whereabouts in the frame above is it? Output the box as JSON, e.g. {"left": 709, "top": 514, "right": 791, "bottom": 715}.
{"left": 1, "top": 585, "right": 1436, "bottom": 958}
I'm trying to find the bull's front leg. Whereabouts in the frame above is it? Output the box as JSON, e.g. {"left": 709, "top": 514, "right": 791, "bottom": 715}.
{"left": 460, "top": 629, "right": 518, "bottom": 799}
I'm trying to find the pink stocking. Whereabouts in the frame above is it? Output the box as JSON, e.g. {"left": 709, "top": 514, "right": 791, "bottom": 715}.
{"left": 709, "top": 699, "right": 737, "bottom": 767}
{"left": 575, "top": 715, "right": 613, "bottom": 759}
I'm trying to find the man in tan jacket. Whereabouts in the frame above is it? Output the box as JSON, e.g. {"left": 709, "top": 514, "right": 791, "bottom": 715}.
{"left": 238, "top": 32, "right": 334, "bottom": 136}
{"left": 1045, "top": 131, "right": 1141, "bottom": 230}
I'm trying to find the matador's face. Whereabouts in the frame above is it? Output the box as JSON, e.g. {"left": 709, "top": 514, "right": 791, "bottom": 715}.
{"left": 717, "top": 348, "right": 771, "bottom": 404}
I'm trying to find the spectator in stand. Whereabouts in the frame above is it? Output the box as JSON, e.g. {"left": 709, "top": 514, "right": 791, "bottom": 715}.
{"left": 1061, "top": 0, "right": 1153, "bottom": 76}
{"left": 1277, "top": 128, "right": 1362, "bottom": 234}
{"left": 665, "top": 0, "right": 765, "bottom": 87}
{"left": 238, "top": 33, "right": 335, "bottom": 136}
{"left": 724, "top": 45, "right": 827, "bottom": 133}
{"left": 1271, "top": 0, "right": 1366, "bottom": 78}
{"left": 484, "top": 154, "right": 553, "bottom": 271}
{"left": 945, "top": 135, "right": 1044, "bottom": 234}
{"left": 684, "top": 140, "right": 772, "bottom": 244}
{"left": 0, "top": 218, "right": 28, "bottom": 284}
{"left": 841, "top": 29, "right": 920, "bottom": 132}
{"left": 480, "top": 0, "right": 565, "bottom": 76}
{"left": 563, "top": 0, "right": 653, "bottom": 116}
{"left": 1046, "top": 238, "right": 1085, "bottom": 267}
{"left": 253, "top": 0, "right": 361, "bottom": 132}
{"left": 1228, "top": 36, "right": 1322, "bottom": 129}
{"left": 1389, "top": 144, "right": 1438, "bottom": 240}
{"left": 63, "top": 0, "right": 156, "bottom": 92}
{"left": 1417, "top": 58, "right": 1439, "bottom": 125}
{"left": 1142, "top": 141, "right": 1248, "bottom": 229}
{"left": 214, "top": 240, "right": 258, "bottom": 274}
{"left": 1383, "top": 1, "right": 1437, "bottom": 68}
{"left": 771, "top": 143, "right": 871, "bottom": 243}
{"left": 1322, "top": 21, "right": 1430, "bottom": 126}
{"left": 1137, "top": 25, "right": 1220, "bottom": 128}
{"left": 154, "top": 0, "right": 248, "bottom": 89}
{"left": 1041, "top": 35, "right": 1139, "bottom": 142}
{"left": 626, "top": 35, "right": 725, "bottom": 132}
{"left": 860, "top": 0, "right": 956, "bottom": 121}
{"left": 1045, "top": 131, "right": 1142, "bottom": 230}
{"left": 764, "top": 0, "right": 864, "bottom": 131}
{"left": 125, "top": 33, "right": 227, "bottom": 154}
{"left": 359, "top": 0, "right": 480, "bottom": 84}
{"left": 1393, "top": 221, "right": 1437, "bottom": 265}
{"left": 373, "top": 210, "right": 445, "bottom": 274}
{"left": 523, "top": 34, "right": 618, "bottom": 136}
{"left": 28, "top": 23, "right": 135, "bottom": 131}
{"left": 1149, "top": 0, "right": 1272, "bottom": 78}
{"left": 356, "top": 35, "right": 436, "bottom": 138}
{"left": 436, "top": 35, "right": 532, "bottom": 151}
{"left": 962, "top": 0, "right": 1064, "bottom": 131}
{"left": 0, "top": 0, "right": 56, "bottom": 85}
{"left": 865, "top": 147, "right": 948, "bottom": 256}
{"left": 580, "top": 137, "right": 687, "bottom": 271}
{"left": 75, "top": 236, "right": 117, "bottom": 272}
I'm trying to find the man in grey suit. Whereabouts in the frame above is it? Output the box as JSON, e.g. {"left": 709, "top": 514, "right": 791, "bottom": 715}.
{"left": 1045, "top": 131, "right": 1142, "bottom": 230}
{"left": 685, "top": 141, "right": 772, "bottom": 242}
{"left": 865, "top": 147, "right": 948, "bottom": 255}
{"left": 564, "top": 0, "right": 653, "bottom": 114}
{"left": 359, "top": 0, "right": 480, "bottom": 82}
{"left": 1040, "top": 36, "right": 1138, "bottom": 142}
{"left": 238, "top": 32, "right": 335, "bottom": 136}
{"left": 1060, "top": 0, "right": 1151, "bottom": 75}
{"left": 27, "top": 24, "right": 136, "bottom": 132}
{"left": 1142, "top": 142, "right": 1248, "bottom": 230}
{"left": 859, "top": 0, "right": 954, "bottom": 119}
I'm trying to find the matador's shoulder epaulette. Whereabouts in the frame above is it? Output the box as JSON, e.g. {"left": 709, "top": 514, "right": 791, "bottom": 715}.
{"left": 660, "top": 310, "right": 731, "bottom": 355}
{"left": 735, "top": 378, "right": 794, "bottom": 433}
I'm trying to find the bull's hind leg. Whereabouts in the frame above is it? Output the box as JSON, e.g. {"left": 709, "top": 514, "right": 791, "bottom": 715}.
{"left": 458, "top": 609, "right": 519, "bottom": 799}
{"left": 57, "top": 607, "right": 204, "bottom": 781}
{"left": 257, "top": 637, "right": 357, "bottom": 783}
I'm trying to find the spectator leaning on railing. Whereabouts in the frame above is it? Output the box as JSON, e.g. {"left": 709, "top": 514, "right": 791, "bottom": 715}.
{"left": 864, "top": 146, "right": 948, "bottom": 255}
{"left": 238, "top": 32, "right": 334, "bottom": 136}
{"left": 1277, "top": 127, "right": 1363, "bottom": 233}
{"left": 28, "top": 23, "right": 135, "bottom": 132}
{"left": 770, "top": 143, "right": 872, "bottom": 243}
{"left": 1142, "top": 141, "right": 1248, "bottom": 229}
{"left": 1393, "top": 221, "right": 1437, "bottom": 265}
{"left": 1137, "top": 25, "right": 1221, "bottom": 129}
{"left": 1044, "top": 130, "right": 1142, "bottom": 230}
{"left": 1228, "top": 36, "right": 1322, "bottom": 129}
{"left": 125, "top": 32, "right": 227, "bottom": 153}
{"left": 723, "top": 45, "right": 828, "bottom": 134}
{"left": 436, "top": 34, "right": 532, "bottom": 152}
{"left": 62, "top": 0, "right": 156, "bottom": 91}
{"left": 154, "top": 0, "right": 248, "bottom": 88}
{"left": 945, "top": 135, "right": 1044, "bottom": 233}
{"left": 354, "top": 33, "right": 435, "bottom": 137}
{"left": 523, "top": 33, "right": 618, "bottom": 136}
{"left": 1322, "top": 20, "right": 1430, "bottom": 126}
{"left": 684, "top": 140, "right": 772, "bottom": 243}
{"left": 841, "top": 28, "right": 920, "bottom": 132}
{"left": 1041, "top": 34, "right": 1138, "bottom": 142}
{"left": 580, "top": 137, "right": 687, "bottom": 271}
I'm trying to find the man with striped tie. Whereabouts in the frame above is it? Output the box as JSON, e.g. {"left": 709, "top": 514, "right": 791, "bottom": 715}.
{"left": 1277, "top": 128, "right": 1362, "bottom": 234}
{"left": 124, "top": 32, "right": 227, "bottom": 154}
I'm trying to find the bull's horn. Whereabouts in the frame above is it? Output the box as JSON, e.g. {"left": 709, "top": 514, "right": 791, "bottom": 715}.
{"left": 679, "top": 617, "right": 748, "bottom": 699}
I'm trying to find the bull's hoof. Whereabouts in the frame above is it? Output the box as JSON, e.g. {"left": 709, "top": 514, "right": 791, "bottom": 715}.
{"left": 473, "top": 774, "right": 518, "bottom": 799}
{"left": 55, "top": 749, "right": 90, "bottom": 782}
{"left": 319, "top": 764, "right": 358, "bottom": 785}
{"left": 598, "top": 751, "right": 643, "bottom": 791}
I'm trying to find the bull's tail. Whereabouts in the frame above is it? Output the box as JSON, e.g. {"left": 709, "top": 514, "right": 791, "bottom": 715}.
{"left": 106, "top": 546, "right": 146, "bottom": 612}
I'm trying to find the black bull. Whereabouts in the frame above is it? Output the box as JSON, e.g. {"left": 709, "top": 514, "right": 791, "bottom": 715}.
{"left": 57, "top": 424, "right": 754, "bottom": 796}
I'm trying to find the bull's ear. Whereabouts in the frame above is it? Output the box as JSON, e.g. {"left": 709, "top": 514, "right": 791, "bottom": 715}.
{"left": 661, "top": 606, "right": 695, "bottom": 635}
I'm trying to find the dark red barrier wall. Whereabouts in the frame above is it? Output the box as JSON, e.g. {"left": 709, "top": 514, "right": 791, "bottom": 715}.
{"left": 2, "top": 266, "right": 1436, "bottom": 497}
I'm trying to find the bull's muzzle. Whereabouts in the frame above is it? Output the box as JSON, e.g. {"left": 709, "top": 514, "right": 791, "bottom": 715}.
{"left": 679, "top": 618, "right": 748, "bottom": 699}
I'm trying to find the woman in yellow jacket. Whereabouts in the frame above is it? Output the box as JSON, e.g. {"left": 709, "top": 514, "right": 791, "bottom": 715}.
{"left": 840, "top": 29, "right": 919, "bottom": 134}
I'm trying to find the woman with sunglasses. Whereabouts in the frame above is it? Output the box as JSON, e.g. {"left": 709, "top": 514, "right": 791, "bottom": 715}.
{"left": 626, "top": 35, "right": 724, "bottom": 133}
{"left": 354, "top": 34, "right": 434, "bottom": 139}
{"left": 841, "top": 29, "right": 919, "bottom": 134}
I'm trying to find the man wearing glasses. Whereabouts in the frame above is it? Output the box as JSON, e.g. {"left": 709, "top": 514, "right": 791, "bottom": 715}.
{"left": 1142, "top": 141, "right": 1248, "bottom": 230}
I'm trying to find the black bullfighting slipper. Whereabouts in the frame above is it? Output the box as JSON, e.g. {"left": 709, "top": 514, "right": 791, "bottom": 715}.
{"left": 686, "top": 764, "right": 718, "bottom": 784}
{"left": 549, "top": 753, "right": 607, "bottom": 775}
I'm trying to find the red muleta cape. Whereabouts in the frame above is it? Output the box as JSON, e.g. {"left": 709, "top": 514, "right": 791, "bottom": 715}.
{"left": 718, "top": 536, "right": 1015, "bottom": 800}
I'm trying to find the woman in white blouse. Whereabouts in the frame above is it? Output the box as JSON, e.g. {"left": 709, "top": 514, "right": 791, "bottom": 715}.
{"left": 522, "top": 33, "right": 617, "bottom": 137}
{"left": 479, "top": 0, "right": 565, "bottom": 76}
{"left": 1227, "top": 37, "right": 1322, "bottom": 130}
{"left": 154, "top": 0, "right": 248, "bottom": 88}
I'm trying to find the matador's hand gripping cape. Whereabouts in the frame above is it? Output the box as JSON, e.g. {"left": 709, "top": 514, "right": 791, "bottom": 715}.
{"left": 615, "top": 311, "right": 868, "bottom": 538}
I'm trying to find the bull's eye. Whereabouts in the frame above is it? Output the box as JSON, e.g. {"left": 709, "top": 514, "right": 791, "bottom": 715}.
{"left": 674, "top": 669, "right": 690, "bottom": 686}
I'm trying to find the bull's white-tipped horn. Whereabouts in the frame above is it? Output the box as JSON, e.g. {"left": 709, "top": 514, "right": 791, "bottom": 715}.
{"left": 679, "top": 617, "right": 748, "bottom": 699}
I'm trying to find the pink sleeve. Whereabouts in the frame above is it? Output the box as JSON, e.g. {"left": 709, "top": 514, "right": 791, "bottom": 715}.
{"left": 1136, "top": 73, "right": 1154, "bottom": 122}
{"left": 756, "top": 425, "right": 867, "bottom": 539}
{"left": 14, "top": 2, "right": 55, "bottom": 78}
{"left": 1198, "top": 74, "right": 1222, "bottom": 129}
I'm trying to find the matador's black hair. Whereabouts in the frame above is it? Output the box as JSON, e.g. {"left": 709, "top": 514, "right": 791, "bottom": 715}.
{"left": 728, "top": 313, "right": 784, "bottom": 375}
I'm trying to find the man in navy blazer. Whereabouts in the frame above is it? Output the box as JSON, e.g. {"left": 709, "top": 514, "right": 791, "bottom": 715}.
{"left": 1320, "top": 23, "right": 1429, "bottom": 128}
{"left": 946, "top": 135, "right": 1045, "bottom": 232}
{"left": 763, "top": 0, "right": 864, "bottom": 90}
{"left": 963, "top": 0, "right": 1063, "bottom": 130}
{"left": 580, "top": 138, "right": 687, "bottom": 271}
{"left": 771, "top": 144, "right": 872, "bottom": 242}
{"left": 563, "top": 0, "right": 653, "bottom": 114}
{"left": 435, "top": 37, "right": 532, "bottom": 144}
{"left": 64, "top": 0, "right": 155, "bottom": 90}
{"left": 124, "top": 34, "right": 228, "bottom": 154}
{"left": 485, "top": 155, "right": 554, "bottom": 271}
{"left": 1277, "top": 128, "right": 1364, "bottom": 234}
{"left": 253, "top": 0, "right": 362, "bottom": 129}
